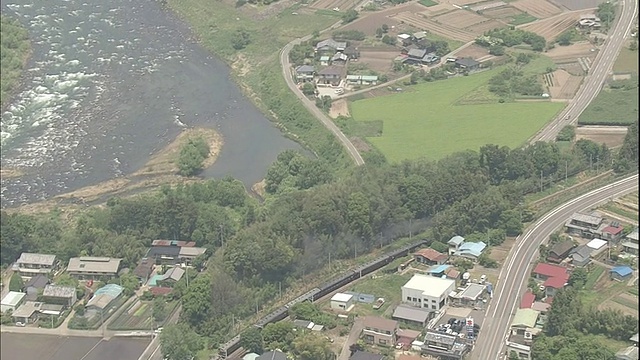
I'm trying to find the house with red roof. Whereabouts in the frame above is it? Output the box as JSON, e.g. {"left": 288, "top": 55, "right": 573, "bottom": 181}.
{"left": 520, "top": 291, "right": 535, "bottom": 309}
{"left": 600, "top": 224, "right": 625, "bottom": 242}
{"left": 414, "top": 248, "right": 448, "bottom": 266}
{"left": 533, "top": 263, "right": 570, "bottom": 297}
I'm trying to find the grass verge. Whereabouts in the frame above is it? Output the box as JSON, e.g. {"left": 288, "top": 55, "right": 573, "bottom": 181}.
{"left": 613, "top": 47, "right": 639, "bottom": 74}
{"left": 578, "top": 86, "right": 638, "bottom": 126}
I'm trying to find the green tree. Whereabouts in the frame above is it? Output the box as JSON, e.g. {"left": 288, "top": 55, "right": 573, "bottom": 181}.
{"left": 240, "top": 327, "right": 264, "bottom": 354}
{"left": 508, "top": 350, "right": 519, "bottom": 360}
{"left": 568, "top": 267, "right": 587, "bottom": 289}
{"left": 9, "top": 273, "right": 23, "bottom": 292}
{"left": 74, "top": 303, "right": 85, "bottom": 316}
{"left": 375, "top": 27, "right": 383, "bottom": 38}
{"left": 178, "top": 137, "right": 210, "bottom": 176}
{"left": 262, "top": 322, "right": 297, "bottom": 352}
{"left": 231, "top": 28, "right": 251, "bottom": 50}
{"left": 160, "top": 324, "right": 203, "bottom": 360}
{"left": 302, "top": 82, "right": 316, "bottom": 95}
{"left": 381, "top": 35, "right": 395, "bottom": 46}
{"left": 381, "top": 24, "right": 389, "bottom": 33}
{"left": 342, "top": 9, "right": 358, "bottom": 23}
{"left": 489, "top": 44, "right": 505, "bottom": 56}
{"left": 410, "top": 71, "right": 419, "bottom": 84}
{"left": 153, "top": 296, "right": 167, "bottom": 322}
{"left": 556, "top": 29, "right": 574, "bottom": 46}
{"left": 293, "top": 333, "right": 335, "bottom": 360}
{"left": 315, "top": 95, "right": 332, "bottom": 111}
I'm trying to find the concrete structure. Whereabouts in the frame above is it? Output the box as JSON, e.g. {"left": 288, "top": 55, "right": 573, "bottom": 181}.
{"left": 67, "top": 257, "right": 122, "bottom": 279}
{"left": 362, "top": 316, "right": 398, "bottom": 346}
{"left": 451, "top": 283, "right": 486, "bottom": 307}
{"left": 392, "top": 304, "right": 431, "bottom": 326}
{"left": 1, "top": 291, "right": 26, "bottom": 313}
{"left": 402, "top": 274, "right": 456, "bottom": 311}
{"left": 12, "top": 301, "right": 42, "bottom": 324}
{"left": 16, "top": 253, "right": 56, "bottom": 278}
{"left": 447, "top": 236, "right": 465, "bottom": 255}
{"left": 42, "top": 285, "right": 77, "bottom": 307}
{"left": 330, "top": 292, "right": 354, "bottom": 311}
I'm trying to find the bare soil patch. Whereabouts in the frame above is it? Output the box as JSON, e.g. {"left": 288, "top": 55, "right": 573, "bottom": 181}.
{"left": 511, "top": 0, "right": 561, "bottom": 19}
{"left": 392, "top": 12, "right": 476, "bottom": 42}
{"left": 557, "top": 74, "right": 583, "bottom": 99}
{"left": 454, "top": 43, "right": 491, "bottom": 59}
{"left": 482, "top": 6, "right": 524, "bottom": 19}
{"left": 546, "top": 41, "right": 596, "bottom": 61}
{"left": 339, "top": 2, "right": 422, "bottom": 35}
{"left": 465, "top": 19, "right": 506, "bottom": 34}
{"left": 557, "top": 62, "right": 587, "bottom": 76}
{"left": 251, "top": 179, "right": 266, "bottom": 198}
{"left": 522, "top": 12, "right": 580, "bottom": 41}
{"left": 575, "top": 126, "right": 628, "bottom": 148}
{"left": 329, "top": 99, "right": 351, "bottom": 118}
{"left": 358, "top": 50, "right": 397, "bottom": 73}
{"left": 600, "top": 299, "right": 639, "bottom": 318}
{"left": 418, "top": 2, "right": 456, "bottom": 16}
{"left": 552, "top": 0, "right": 602, "bottom": 11}
{"left": 311, "top": 0, "right": 359, "bottom": 11}
{"left": 434, "top": 9, "right": 488, "bottom": 29}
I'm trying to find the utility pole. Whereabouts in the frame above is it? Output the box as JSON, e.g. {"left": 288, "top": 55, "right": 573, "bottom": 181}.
{"left": 255, "top": 299, "right": 259, "bottom": 315}
{"left": 540, "top": 170, "right": 543, "bottom": 192}
{"left": 101, "top": 309, "right": 105, "bottom": 338}
{"left": 590, "top": 154, "right": 593, "bottom": 170}
{"left": 278, "top": 282, "right": 282, "bottom": 298}
{"left": 186, "top": 268, "right": 189, "bottom": 289}
{"left": 219, "top": 225, "right": 224, "bottom": 247}
{"left": 328, "top": 252, "right": 331, "bottom": 270}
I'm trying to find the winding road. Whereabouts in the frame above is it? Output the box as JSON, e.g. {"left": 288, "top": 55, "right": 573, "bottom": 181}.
{"left": 531, "top": 0, "right": 639, "bottom": 142}
{"left": 470, "top": 174, "right": 639, "bottom": 360}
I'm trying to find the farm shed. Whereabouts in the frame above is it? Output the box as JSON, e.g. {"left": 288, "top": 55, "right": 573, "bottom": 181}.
{"left": 331, "top": 292, "right": 355, "bottom": 311}
{"left": 610, "top": 266, "right": 633, "bottom": 281}
{"left": 1, "top": 291, "right": 26, "bottom": 313}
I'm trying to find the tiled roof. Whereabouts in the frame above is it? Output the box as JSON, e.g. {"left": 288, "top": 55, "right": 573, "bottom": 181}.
{"left": 533, "top": 263, "right": 568, "bottom": 278}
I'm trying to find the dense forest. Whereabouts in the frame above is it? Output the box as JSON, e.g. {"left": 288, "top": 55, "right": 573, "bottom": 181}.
{"left": 0, "top": 15, "right": 30, "bottom": 107}
{"left": 1, "top": 121, "right": 637, "bottom": 348}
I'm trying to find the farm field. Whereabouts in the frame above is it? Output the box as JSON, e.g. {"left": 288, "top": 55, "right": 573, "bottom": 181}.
{"left": 470, "top": 1, "right": 508, "bottom": 12}
{"left": 579, "top": 86, "right": 639, "bottom": 126}
{"left": 310, "top": 0, "right": 359, "bottom": 11}
{"left": 613, "top": 47, "right": 639, "bottom": 74}
{"left": 357, "top": 49, "right": 397, "bottom": 73}
{"left": 582, "top": 264, "right": 638, "bottom": 319}
{"left": 108, "top": 299, "right": 178, "bottom": 330}
{"left": 521, "top": 12, "right": 580, "bottom": 41}
{"left": 510, "top": 0, "right": 561, "bottom": 19}
{"left": 392, "top": 11, "right": 476, "bottom": 42}
{"left": 434, "top": 9, "right": 488, "bottom": 28}
{"left": 338, "top": 2, "right": 422, "bottom": 35}
{"left": 350, "top": 69, "right": 565, "bottom": 162}
{"left": 546, "top": 41, "right": 596, "bottom": 62}
{"left": 575, "top": 126, "right": 628, "bottom": 148}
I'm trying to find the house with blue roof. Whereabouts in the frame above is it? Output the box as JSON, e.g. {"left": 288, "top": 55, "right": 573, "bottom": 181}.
{"left": 610, "top": 266, "right": 633, "bottom": 281}
{"left": 453, "top": 241, "right": 487, "bottom": 261}
{"left": 426, "top": 264, "right": 452, "bottom": 277}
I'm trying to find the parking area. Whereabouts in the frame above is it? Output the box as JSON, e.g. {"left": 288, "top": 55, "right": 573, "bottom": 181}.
{"left": 317, "top": 83, "right": 345, "bottom": 99}
{"left": 430, "top": 307, "right": 486, "bottom": 340}
{"left": 0, "top": 334, "right": 149, "bottom": 360}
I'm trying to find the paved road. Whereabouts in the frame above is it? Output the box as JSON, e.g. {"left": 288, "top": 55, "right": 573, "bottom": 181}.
{"left": 530, "top": 0, "right": 639, "bottom": 142}
{"left": 338, "top": 317, "right": 364, "bottom": 360}
{"left": 470, "top": 174, "right": 638, "bottom": 360}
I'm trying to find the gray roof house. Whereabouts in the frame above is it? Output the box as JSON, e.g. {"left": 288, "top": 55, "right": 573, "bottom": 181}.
{"left": 256, "top": 350, "right": 287, "bottom": 360}
{"left": 350, "top": 351, "right": 384, "bottom": 360}
{"left": 17, "top": 253, "right": 57, "bottom": 277}
{"left": 42, "top": 285, "right": 77, "bottom": 307}
{"left": 23, "top": 274, "right": 50, "bottom": 301}
{"left": 296, "top": 65, "right": 315, "bottom": 75}
{"left": 315, "top": 39, "right": 347, "bottom": 52}
{"left": 317, "top": 66, "right": 344, "bottom": 85}
{"left": 455, "top": 57, "right": 480, "bottom": 70}
{"left": 407, "top": 48, "right": 427, "bottom": 59}
{"left": 159, "top": 267, "right": 185, "bottom": 283}
{"left": 448, "top": 236, "right": 465, "bottom": 255}
{"left": 570, "top": 245, "right": 593, "bottom": 267}
{"left": 331, "top": 52, "right": 348, "bottom": 64}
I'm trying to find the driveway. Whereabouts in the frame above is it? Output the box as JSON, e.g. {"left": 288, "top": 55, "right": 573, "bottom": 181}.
{"left": 338, "top": 317, "right": 364, "bottom": 360}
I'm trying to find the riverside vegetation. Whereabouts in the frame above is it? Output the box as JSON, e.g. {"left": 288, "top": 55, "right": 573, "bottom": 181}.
{"left": 0, "top": 15, "right": 30, "bottom": 108}
{"left": 1, "top": 121, "right": 637, "bottom": 357}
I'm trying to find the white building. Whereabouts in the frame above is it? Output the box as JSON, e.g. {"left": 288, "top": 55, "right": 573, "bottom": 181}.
{"left": 402, "top": 274, "right": 456, "bottom": 311}
{"left": 1, "top": 291, "right": 26, "bottom": 313}
{"left": 330, "top": 292, "right": 355, "bottom": 312}
{"left": 16, "top": 253, "right": 57, "bottom": 278}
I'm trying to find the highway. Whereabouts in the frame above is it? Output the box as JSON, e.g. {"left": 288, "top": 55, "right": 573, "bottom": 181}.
{"left": 531, "top": 0, "right": 638, "bottom": 142}
{"left": 470, "top": 174, "right": 639, "bottom": 360}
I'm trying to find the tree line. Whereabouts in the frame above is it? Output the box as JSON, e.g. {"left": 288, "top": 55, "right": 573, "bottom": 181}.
{"left": 0, "top": 15, "right": 30, "bottom": 107}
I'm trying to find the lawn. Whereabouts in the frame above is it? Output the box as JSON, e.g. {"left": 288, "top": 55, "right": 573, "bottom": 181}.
{"left": 613, "top": 47, "right": 639, "bottom": 74}
{"left": 347, "top": 272, "right": 413, "bottom": 316}
{"left": 578, "top": 86, "right": 638, "bottom": 126}
{"left": 419, "top": 0, "right": 438, "bottom": 7}
{"left": 350, "top": 69, "right": 564, "bottom": 161}
{"left": 509, "top": 13, "right": 537, "bottom": 26}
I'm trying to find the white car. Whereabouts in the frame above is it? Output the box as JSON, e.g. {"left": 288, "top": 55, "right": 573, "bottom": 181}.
{"left": 15, "top": 322, "right": 25, "bottom": 327}
{"left": 155, "top": 327, "right": 164, "bottom": 334}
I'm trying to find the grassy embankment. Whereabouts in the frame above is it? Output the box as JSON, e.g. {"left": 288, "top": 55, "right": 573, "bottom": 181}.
{"left": 166, "top": 0, "right": 355, "bottom": 168}
{"left": 349, "top": 57, "right": 565, "bottom": 162}
{"left": 579, "top": 46, "right": 639, "bottom": 126}
{"left": 0, "top": 15, "right": 30, "bottom": 108}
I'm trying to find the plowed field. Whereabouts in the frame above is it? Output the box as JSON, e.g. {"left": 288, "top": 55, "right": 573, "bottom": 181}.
{"left": 311, "top": 0, "right": 359, "bottom": 11}
{"left": 511, "top": 0, "right": 561, "bottom": 19}
{"left": 521, "top": 12, "right": 579, "bottom": 41}
{"left": 466, "top": 19, "right": 505, "bottom": 34}
{"left": 482, "top": 6, "right": 523, "bottom": 19}
{"left": 434, "top": 9, "right": 488, "bottom": 28}
{"left": 392, "top": 12, "right": 476, "bottom": 42}
{"left": 419, "top": 3, "right": 455, "bottom": 16}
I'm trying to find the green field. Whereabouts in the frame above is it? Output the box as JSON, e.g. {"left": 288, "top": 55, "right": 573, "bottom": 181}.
{"left": 579, "top": 86, "right": 638, "bottom": 125}
{"left": 419, "top": 0, "right": 438, "bottom": 6}
{"left": 509, "top": 13, "right": 537, "bottom": 26}
{"left": 350, "top": 69, "right": 564, "bottom": 162}
{"left": 108, "top": 300, "right": 178, "bottom": 330}
{"left": 613, "top": 47, "right": 639, "bottom": 74}
{"left": 347, "top": 272, "right": 413, "bottom": 316}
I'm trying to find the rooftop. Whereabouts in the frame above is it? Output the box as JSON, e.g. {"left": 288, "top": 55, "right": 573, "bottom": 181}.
{"left": 602, "top": 225, "right": 624, "bottom": 235}
{"left": 542, "top": 275, "right": 568, "bottom": 289}
{"left": 448, "top": 236, "right": 465, "bottom": 246}
{"left": 570, "top": 212, "right": 602, "bottom": 226}
{"left": 397, "top": 328, "right": 421, "bottom": 340}
{"left": 520, "top": 291, "right": 535, "bottom": 309}
{"left": 243, "top": 354, "right": 260, "bottom": 360}
{"left": 317, "top": 66, "right": 343, "bottom": 76}
{"left": 296, "top": 65, "right": 315, "bottom": 73}
{"left": 446, "top": 268, "right": 460, "bottom": 279}
{"left": 631, "top": 333, "right": 639, "bottom": 343}
{"left": 332, "top": 52, "right": 348, "bottom": 62}
{"left": 393, "top": 304, "right": 431, "bottom": 323}
{"left": 150, "top": 240, "right": 196, "bottom": 247}
{"left": 363, "top": 316, "right": 398, "bottom": 332}
{"left": 256, "top": 350, "right": 288, "bottom": 360}
{"left": 350, "top": 351, "right": 384, "bottom": 360}
{"left": 511, "top": 308, "right": 539, "bottom": 328}
{"left": 407, "top": 48, "right": 427, "bottom": 58}
{"left": 133, "top": 258, "right": 154, "bottom": 279}
{"left": 415, "top": 248, "right": 447, "bottom": 262}
{"left": 24, "top": 274, "right": 50, "bottom": 289}
{"left": 397, "top": 33, "right": 411, "bottom": 40}
{"left": 146, "top": 246, "right": 181, "bottom": 258}
{"left": 615, "top": 346, "right": 638, "bottom": 359}
{"left": 454, "top": 241, "right": 486, "bottom": 258}
{"left": 586, "top": 238, "right": 607, "bottom": 250}
{"left": 331, "top": 292, "right": 353, "bottom": 303}
{"left": 458, "top": 283, "right": 485, "bottom": 301}
{"left": 531, "top": 301, "right": 551, "bottom": 313}
{"left": 160, "top": 267, "right": 185, "bottom": 282}
{"left": 627, "top": 229, "right": 639, "bottom": 241}
{"left": 549, "top": 240, "right": 575, "bottom": 257}
{"left": 12, "top": 301, "right": 42, "bottom": 318}
{"left": 533, "top": 263, "right": 568, "bottom": 278}
{"left": 43, "top": 285, "right": 75, "bottom": 298}
{"left": 315, "top": 38, "right": 347, "bottom": 50}
{"left": 455, "top": 57, "right": 480, "bottom": 67}
{"left": 427, "top": 264, "right": 452, "bottom": 274}
{"left": 67, "top": 257, "right": 121, "bottom": 274}
{"left": 94, "top": 284, "right": 124, "bottom": 298}
{"left": 85, "top": 293, "right": 114, "bottom": 310}
{"left": 425, "top": 331, "right": 457, "bottom": 346}
{"left": 403, "top": 274, "right": 455, "bottom": 297}
{"left": 611, "top": 266, "right": 633, "bottom": 277}
{"left": 1, "top": 291, "right": 26, "bottom": 306}
{"left": 570, "top": 245, "right": 593, "bottom": 261}
{"left": 149, "top": 287, "right": 173, "bottom": 297}
{"left": 17, "top": 253, "right": 56, "bottom": 266}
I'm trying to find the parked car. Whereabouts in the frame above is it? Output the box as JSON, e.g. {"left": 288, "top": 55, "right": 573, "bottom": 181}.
{"left": 15, "top": 322, "right": 25, "bottom": 327}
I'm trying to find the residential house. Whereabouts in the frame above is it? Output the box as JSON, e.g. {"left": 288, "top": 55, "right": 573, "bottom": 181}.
{"left": 610, "top": 266, "right": 633, "bottom": 281}
{"left": 295, "top": 65, "right": 315, "bottom": 82}
{"left": 23, "top": 274, "right": 50, "bottom": 301}
{"left": 621, "top": 228, "right": 639, "bottom": 255}
{"left": 600, "top": 223, "right": 625, "bottom": 242}
{"left": 569, "top": 245, "right": 593, "bottom": 267}
{"left": 533, "top": 263, "right": 570, "bottom": 297}
{"left": 149, "top": 287, "right": 173, "bottom": 297}
{"left": 317, "top": 66, "right": 344, "bottom": 86}
{"left": 404, "top": 48, "right": 427, "bottom": 65}
{"left": 157, "top": 267, "right": 185, "bottom": 287}
{"left": 392, "top": 304, "right": 431, "bottom": 327}
{"left": 616, "top": 346, "right": 639, "bottom": 360}
{"left": 508, "top": 308, "right": 541, "bottom": 357}
{"left": 178, "top": 246, "right": 206, "bottom": 264}
{"left": 133, "top": 258, "right": 155, "bottom": 284}
{"left": 520, "top": 291, "right": 535, "bottom": 309}
{"left": 315, "top": 39, "right": 347, "bottom": 53}
{"left": 42, "top": 285, "right": 77, "bottom": 307}
{"left": 12, "top": 301, "right": 42, "bottom": 324}
{"left": 454, "top": 57, "right": 480, "bottom": 71}
{"left": 146, "top": 240, "right": 204, "bottom": 265}
{"left": 542, "top": 275, "right": 568, "bottom": 297}
{"left": 67, "top": 257, "right": 122, "bottom": 279}
{"left": 426, "top": 264, "right": 452, "bottom": 278}
{"left": 402, "top": 273, "right": 456, "bottom": 311}
{"left": 453, "top": 241, "right": 487, "bottom": 261}
{"left": 350, "top": 351, "right": 384, "bottom": 360}
{"left": 421, "top": 53, "right": 440, "bottom": 65}
{"left": 445, "top": 267, "right": 460, "bottom": 280}
{"left": 422, "top": 332, "right": 468, "bottom": 360}
{"left": 531, "top": 301, "right": 550, "bottom": 314}
{"left": 362, "top": 316, "right": 398, "bottom": 346}
{"left": 344, "top": 46, "right": 360, "bottom": 60}
{"left": 331, "top": 52, "right": 348, "bottom": 65}
{"left": 16, "top": 253, "right": 56, "bottom": 278}
{"left": 565, "top": 212, "right": 603, "bottom": 238}
{"left": 319, "top": 55, "right": 331, "bottom": 66}
{"left": 256, "top": 350, "right": 288, "bottom": 360}
{"left": 412, "top": 31, "right": 427, "bottom": 41}
{"left": 414, "top": 248, "right": 448, "bottom": 265}
{"left": 547, "top": 240, "right": 575, "bottom": 263}
{"left": 397, "top": 33, "right": 412, "bottom": 46}
{"left": 86, "top": 284, "right": 124, "bottom": 312}
{"left": 586, "top": 238, "right": 608, "bottom": 258}
{"left": 345, "top": 75, "right": 378, "bottom": 85}
{"left": 396, "top": 329, "right": 421, "bottom": 350}
{"left": 1, "top": 291, "right": 26, "bottom": 313}
{"left": 331, "top": 292, "right": 354, "bottom": 311}
{"left": 447, "top": 236, "right": 465, "bottom": 255}
{"left": 40, "top": 303, "right": 65, "bottom": 316}
{"left": 293, "top": 319, "right": 324, "bottom": 331}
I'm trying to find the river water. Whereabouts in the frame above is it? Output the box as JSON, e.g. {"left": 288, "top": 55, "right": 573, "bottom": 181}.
{"left": 0, "top": 0, "right": 302, "bottom": 207}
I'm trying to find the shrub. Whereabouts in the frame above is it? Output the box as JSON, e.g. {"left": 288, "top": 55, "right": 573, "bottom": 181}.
{"left": 342, "top": 9, "right": 358, "bottom": 24}
{"left": 178, "top": 136, "right": 210, "bottom": 176}
{"left": 556, "top": 125, "right": 576, "bottom": 141}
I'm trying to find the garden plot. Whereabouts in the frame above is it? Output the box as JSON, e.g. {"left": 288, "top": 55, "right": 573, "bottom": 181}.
{"left": 546, "top": 41, "right": 596, "bottom": 62}
{"left": 418, "top": 2, "right": 455, "bottom": 16}
{"left": 482, "top": 6, "right": 524, "bottom": 20}
{"left": 453, "top": 44, "right": 490, "bottom": 59}
{"left": 433, "top": 9, "right": 488, "bottom": 29}
{"left": 339, "top": 2, "right": 421, "bottom": 35}
{"left": 521, "top": 12, "right": 580, "bottom": 41}
{"left": 310, "top": 0, "right": 359, "bottom": 11}
{"left": 358, "top": 49, "right": 397, "bottom": 73}
{"left": 547, "top": 69, "right": 583, "bottom": 99}
{"left": 465, "top": 19, "right": 505, "bottom": 34}
{"left": 392, "top": 12, "right": 476, "bottom": 42}
{"left": 470, "top": 1, "right": 507, "bottom": 11}
{"left": 600, "top": 292, "right": 639, "bottom": 318}
{"left": 511, "top": 0, "right": 562, "bottom": 19}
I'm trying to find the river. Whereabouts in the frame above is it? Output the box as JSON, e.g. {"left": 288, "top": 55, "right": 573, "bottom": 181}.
{"left": 0, "top": 0, "right": 302, "bottom": 208}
